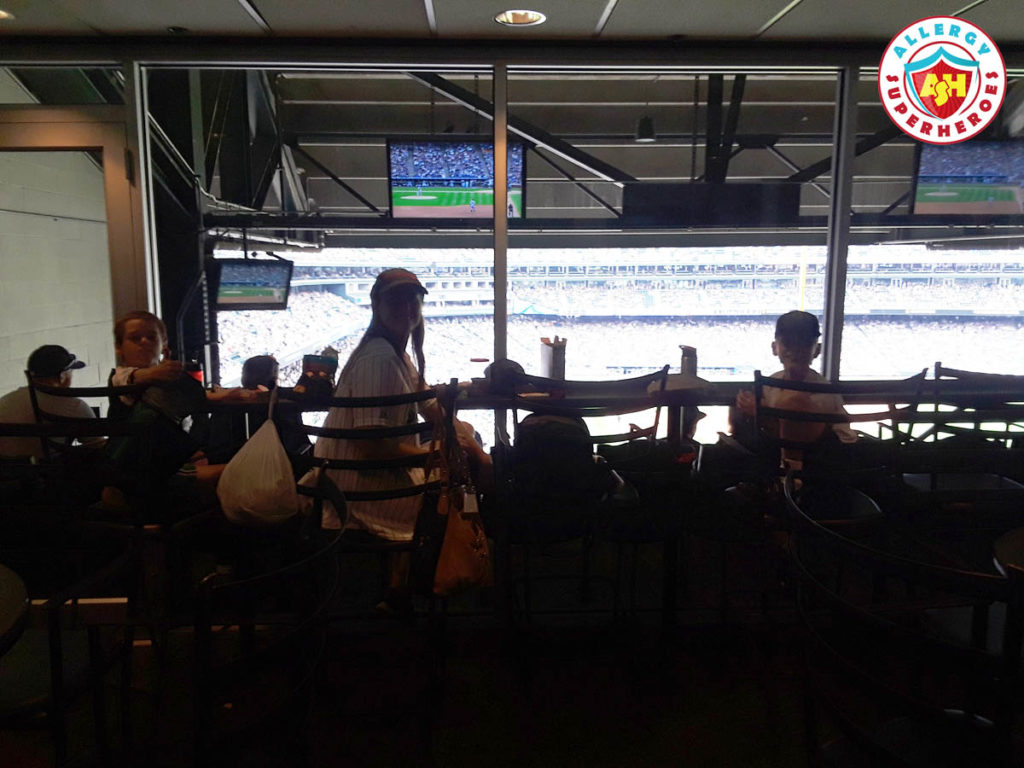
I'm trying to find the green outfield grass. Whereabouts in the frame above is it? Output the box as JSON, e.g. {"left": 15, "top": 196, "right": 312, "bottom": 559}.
{"left": 220, "top": 286, "right": 279, "bottom": 297}
{"left": 392, "top": 186, "right": 523, "bottom": 214}
{"left": 915, "top": 183, "right": 1018, "bottom": 204}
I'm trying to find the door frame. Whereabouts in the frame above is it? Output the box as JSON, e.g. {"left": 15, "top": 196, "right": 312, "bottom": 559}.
{"left": 0, "top": 104, "right": 151, "bottom": 319}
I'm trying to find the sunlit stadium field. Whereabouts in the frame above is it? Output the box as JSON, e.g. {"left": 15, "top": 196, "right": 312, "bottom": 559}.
{"left": 915, "top": 183, "right": 1022, "bottom": 213}
{"left": 391, "top": 186, "right": 523, "bottom": 217}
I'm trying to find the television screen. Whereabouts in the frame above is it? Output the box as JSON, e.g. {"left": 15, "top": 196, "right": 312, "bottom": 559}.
{"left": 913, "top": 140, "right": 1024, "bottom": 215}
{"left": 388, "top": 139, "right": 525, "bottom": 218}
{"left": 211, "top": 258, "right": 294, "bottom": 311}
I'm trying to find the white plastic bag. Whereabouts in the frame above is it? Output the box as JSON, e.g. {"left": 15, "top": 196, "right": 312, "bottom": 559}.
{"left": 217, "top": 419, "right": 299, "bottom": 526}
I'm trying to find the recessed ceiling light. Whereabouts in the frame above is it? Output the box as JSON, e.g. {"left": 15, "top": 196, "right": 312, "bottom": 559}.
{"left": 494, "top": 9, "right": 547, "bottom": 27}
{"left": 0, "top": 9, "right": 15, "bottom": 21}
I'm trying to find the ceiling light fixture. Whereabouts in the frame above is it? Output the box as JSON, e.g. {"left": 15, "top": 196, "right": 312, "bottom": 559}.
{"left": 635, "top": 115, "right": 656, "bottom": 143}
{"left": 0, "top": 9, "right": 15, "bottom": 20}
{"left": 494, "top": 10, "right": 547, "bottom": 27}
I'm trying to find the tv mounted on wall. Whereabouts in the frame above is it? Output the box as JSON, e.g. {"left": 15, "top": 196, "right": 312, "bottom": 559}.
{"left": 913, "top": 140, "right": 1024, "bottom": 215}
{"left": 208, "top": 257, "right": 294, "bottom": 311}
{"left": 387, "top": 138, "right": 526, "bottom": 219}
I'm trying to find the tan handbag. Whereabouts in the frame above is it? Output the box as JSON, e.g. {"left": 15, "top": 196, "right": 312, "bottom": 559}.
{"left": 433, "top": 486, "right": 493, "bottom": 597}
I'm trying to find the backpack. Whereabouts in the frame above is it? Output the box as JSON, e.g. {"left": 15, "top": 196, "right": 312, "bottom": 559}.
{"left": 510, "top": 413, "right": 615, "bottom": 503}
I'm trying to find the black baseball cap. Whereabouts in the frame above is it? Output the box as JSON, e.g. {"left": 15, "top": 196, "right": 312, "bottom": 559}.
{"left": 774, "top": 311, "right": 820, "bottom": 347}
{"left": 27, "top": 345, "right": 86, "bottom": 378}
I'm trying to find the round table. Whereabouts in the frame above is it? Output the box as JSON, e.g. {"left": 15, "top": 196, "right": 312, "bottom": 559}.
{"left": 0, "top": 563, "right": 29, "bottom": 658}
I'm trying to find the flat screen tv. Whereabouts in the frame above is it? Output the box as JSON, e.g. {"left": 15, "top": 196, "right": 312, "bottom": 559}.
{"left": 913, "top": 140, "right": 1024, "bottom": 215}
{"left": 209, "top": 258, "right": 294, "bottom": 311}
{"left": 387, "top": 138, "right": 525, "bottom": 218}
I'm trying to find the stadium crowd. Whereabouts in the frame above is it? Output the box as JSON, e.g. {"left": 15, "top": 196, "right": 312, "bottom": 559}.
{"left": 216, "top": 290, "right": 367, "bottom": 384}
{"left": 919, "top": 141, "right": 1024, "bottom": 184}
{"left": 389, "top": 141, "right": 524, "bottom": 188}
{"left": 217, "top": 288, "right": 1024, "bottom": 387}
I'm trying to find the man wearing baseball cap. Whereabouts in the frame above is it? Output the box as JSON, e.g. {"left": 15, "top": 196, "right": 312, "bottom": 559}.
{"left": 0, "top": 344, "right": 101, "bottom": 459}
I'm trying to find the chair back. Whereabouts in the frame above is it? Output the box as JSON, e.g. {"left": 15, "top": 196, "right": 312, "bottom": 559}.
{"left": 751, "top": 369, "right": 927, "bottom": 476}
{"left": 917, "top": 362, "right": 1024, "bottom": 446}
{"left": 275, "top": 381, "right": 459, "bottom": 528}
{"left": 783, "top": 472, "right": 1024, "bottom": 767}
{"left": 25, "top": 375, "right": 148, "bottom": 461}
{"left": 497, "top": 367, "right": 675, "bottom": 540}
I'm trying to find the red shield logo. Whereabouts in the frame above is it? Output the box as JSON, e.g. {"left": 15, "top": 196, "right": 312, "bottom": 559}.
{"left": 906, "top": 47, "right": 978, "bottom": 120}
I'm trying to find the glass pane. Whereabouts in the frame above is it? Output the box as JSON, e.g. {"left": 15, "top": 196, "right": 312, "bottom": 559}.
{"left": 843, "top": 68, "right": 1024, "bottom": 383}
{"left": 507, "top": 69, "right": 838, "bottom": 226}
{"left": 214, "top": 247, "right": 494, "bottom": 388}
{"left": 841, "top": 244, "right": 1024, "bottom": 378}
{"left": 173, "top": 66, "right": 497, "bottom": 391}
{"left": 0, "top": 66, "right": 124, "bottom": 106}
{"left": 506, "top": 245, "right": 828, "bottom": 442}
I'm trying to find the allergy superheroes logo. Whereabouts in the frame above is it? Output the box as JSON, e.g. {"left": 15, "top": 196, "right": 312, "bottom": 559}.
{"left": 879, "top": 16, "right": 1006, "bottom": 144}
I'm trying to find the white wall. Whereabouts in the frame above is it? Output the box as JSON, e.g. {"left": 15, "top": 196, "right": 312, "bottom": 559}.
{"left": 0, "top": 69, "right": 114, "bottom": 393}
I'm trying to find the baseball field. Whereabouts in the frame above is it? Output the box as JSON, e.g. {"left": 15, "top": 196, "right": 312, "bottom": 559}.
{"left": 218, "top": 286, "right": 286, "bottom": 304}
{"left": 915, "top": 183, "right": 1024, "bottom": 214}
{"left": 392, "top": 187, "right": 523, "bottom": 218}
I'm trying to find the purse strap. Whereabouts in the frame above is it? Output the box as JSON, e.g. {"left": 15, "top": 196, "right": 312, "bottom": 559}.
{"left": 424, "top": 381, "right": 465, "bottom": 489}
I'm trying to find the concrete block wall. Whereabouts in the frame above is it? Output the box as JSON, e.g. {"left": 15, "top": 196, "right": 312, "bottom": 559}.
{"left": 0, "top": 69, "right": 115, "bottom": 397}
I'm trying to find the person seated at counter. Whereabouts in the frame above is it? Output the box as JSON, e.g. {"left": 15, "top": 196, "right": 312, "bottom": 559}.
{"left": 203, "top": 354, "right": 310, "bottom": 463}
{"left": 314, "top": 269, "right": 487, "bottom": 611}
{"left": 104, "top": 311, "right": 253, "bottom": 510}
{"left": 0, "top": 344, "right": 104, "bottom": 460}
{"left": 734, "top": 310, "right": 855, "bottom": 469}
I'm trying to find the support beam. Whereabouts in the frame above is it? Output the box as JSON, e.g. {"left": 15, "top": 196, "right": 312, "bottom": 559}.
{"left": 766, "top": 145, "right": 830, "bottom": 200}
{"left": 822, "top": 66, "right": 858, "bottom": 381}
{"left": 530, "top": 148, "right": 622, "bottom": 217}
{"left": 290, "top": 143, "right": 384, "bottom": 215}
{"left": 880, "top": 190, "right": 911, "bottom": 216}
{"left": 786, "top": 124, "right": 901, "bottom": 184}
{"left": 409, "top": 72, "right": 635, "bottom": 184}
{"left": 493, "top": 64, "right": 509, "bottom": 362}
{"left": 715, "top": 74, "right": 746, "bottom": 181}
{"left": 703, "top": 75, "right": 724, "bottom": 183}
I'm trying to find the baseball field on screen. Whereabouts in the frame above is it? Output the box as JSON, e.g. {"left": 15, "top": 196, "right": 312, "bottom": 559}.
{"left": 915, "top": 183, "right": 1024, "bottom": 214}
{"left": 391, "top": 187, "right": 523, "bottom": 218}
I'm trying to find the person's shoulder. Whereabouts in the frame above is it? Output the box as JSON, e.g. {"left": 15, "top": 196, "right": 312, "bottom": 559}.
{"left": 0, "top": 385, "right": 27, "bottom": 401}
{"left": 0, "top": 386, "right": 28, "bottom": 409}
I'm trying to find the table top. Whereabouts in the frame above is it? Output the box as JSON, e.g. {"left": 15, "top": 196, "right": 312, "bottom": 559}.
{"left": 0, "top": 563, "right": 29, "bottom": 658}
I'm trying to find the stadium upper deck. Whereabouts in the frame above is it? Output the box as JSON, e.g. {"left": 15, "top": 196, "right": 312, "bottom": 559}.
{"left": 216, "top": 245, "right": 1024, "bottom": 319}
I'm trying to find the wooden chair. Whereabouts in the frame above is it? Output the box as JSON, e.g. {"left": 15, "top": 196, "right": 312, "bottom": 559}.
{"left": 783, "top": 471, "right": 1024, "bottom": 767}
{"left": 493, "top": 366, "right": 673, "bottom": 625}
{"left": 191, "top": 527, "right": 340, "bottom": 768}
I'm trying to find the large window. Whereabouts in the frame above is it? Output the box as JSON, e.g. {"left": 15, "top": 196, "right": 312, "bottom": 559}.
{"left": 841, "top": 244, "right": 1024, "bottom": 378}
